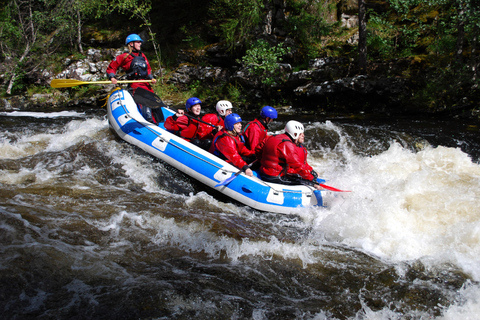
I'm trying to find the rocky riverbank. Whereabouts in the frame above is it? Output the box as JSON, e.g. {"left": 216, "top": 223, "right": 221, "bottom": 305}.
{"left": 1, "top": 45, "right": 478, "bottom": 122}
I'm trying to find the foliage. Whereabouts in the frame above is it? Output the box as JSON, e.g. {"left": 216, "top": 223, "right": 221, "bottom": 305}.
{"left": 238, "top": 39, "right": 290, "bottom": 86}
{"left": 108, "top": 0, "right": 162, "bottom": 73}
{"left": 366, "top": 13, "right": 396, "bottom": 58}
{"left": 284, "top": 0, "right": 337, "bottom": 60}
{"left": 208, "top": 0, "right": 264, "bottom": 52}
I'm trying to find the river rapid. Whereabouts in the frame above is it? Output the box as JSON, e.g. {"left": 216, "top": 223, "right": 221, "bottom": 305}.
{"left": 1, "top": 107, "right": 479, "bottom": 319}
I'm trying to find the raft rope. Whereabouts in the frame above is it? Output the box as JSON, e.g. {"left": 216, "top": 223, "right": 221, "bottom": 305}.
{"left": 111, "top": 91, "right": 316, "bottom": 196}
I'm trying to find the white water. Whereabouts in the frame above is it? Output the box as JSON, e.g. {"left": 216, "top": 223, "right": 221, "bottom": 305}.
{"left": 1, "top": 114, "right": 480, "bottom": 318}
{"left": 0, "top": 110, "right": 86, "bottom": 118}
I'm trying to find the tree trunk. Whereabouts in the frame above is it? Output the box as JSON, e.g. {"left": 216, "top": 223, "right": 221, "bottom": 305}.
{"left": 7, "top": 43, "right": 30, "bottom": 95}
{"left": 77, "top": 10, "right": 83, "bottom": 54}
{"left": 7, "top": 0, "right": 37, "bottom": 95}
{"left": 358, "top": 0, "right": 367, "bottom": 73}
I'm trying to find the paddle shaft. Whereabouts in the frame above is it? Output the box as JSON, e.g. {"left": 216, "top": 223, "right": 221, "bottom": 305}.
{"left": 133, "top": 88, "right": 217, "bottom": 128}
{"left": 50, "top": 79, "right": 152, "bottom": 88}
{"left": 215, "top": 160, "right": 257, "bottom": 188}
{"left": 164, "top": 106, "right": 217, "bottom": 128}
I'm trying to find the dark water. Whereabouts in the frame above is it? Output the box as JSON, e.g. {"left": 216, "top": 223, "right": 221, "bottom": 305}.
{"left": 1, "top": 108, "right": 479, "bottom": 319}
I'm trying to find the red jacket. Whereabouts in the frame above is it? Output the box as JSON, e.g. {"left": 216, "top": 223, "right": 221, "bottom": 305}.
{"left": 209, "top": 129, "right": 254, "bottom": 170}
{"left": 201, "top": 113, "right": 224, "bottom": 139}
{"left": 256, "top": 133, "right": 314, "bottom": 181}
{"left": 106, "top": 51, "right": 154, "bottom": 92}
{"left": 242, "top": 118, "right": 268, "bottom": 152}
{"left": 164, "top": 114, "right": 206, "bottom": 140}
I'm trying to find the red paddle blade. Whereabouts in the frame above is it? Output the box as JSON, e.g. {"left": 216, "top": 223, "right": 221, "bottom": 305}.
{"left": 319, "top": 184, "right": 351, "bottom": 192}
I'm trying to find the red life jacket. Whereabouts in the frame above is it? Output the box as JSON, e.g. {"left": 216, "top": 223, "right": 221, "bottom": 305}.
{"left": 259, "top": 133, "right": 314, "bottom": 180}
{"left": 106, "top": 51, "right": 153, "bottom": 92}
{"left": 209, "top": 129, "right": 254, "bottom": 169}
{"left": 200, "top": 113, "right": 224, "bottom": 139}
{"left": 242, "top": 118, "right": 267, "bottom": 152}
{"left": 164, "top": 113, "right": 201, "bottom": 141}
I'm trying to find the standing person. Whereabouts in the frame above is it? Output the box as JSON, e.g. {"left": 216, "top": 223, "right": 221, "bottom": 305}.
{"left": 242, "top": 105, "right": 278, "bottom": 152}
{"left": 164, "top": 97, "right": 211, "bottom": 150}
{"left": 106, "top": 33, "right": 158, "bottom": 122}
{"left": 201, "top": 100, "right": 233, "bottom": 139}
{"left": 256, "top": 120, "right": 322, "bottom": 190}
{"left": 209, "top": 113, "right": 255, "bottom": 177}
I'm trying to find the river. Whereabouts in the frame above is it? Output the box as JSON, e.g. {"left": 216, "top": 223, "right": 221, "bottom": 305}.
{"left": 1, "top": 107, "right": 479, "bottom": 319}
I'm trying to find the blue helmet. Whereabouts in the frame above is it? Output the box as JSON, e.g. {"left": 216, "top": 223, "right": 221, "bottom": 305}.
{"left": 224, "top": 113, "right": 242, "bottom": 131}
{"left": 125, "top": 34, "right": 143, "bottom": 45}
{"left": 185, "top": 97, "right": 202, "bottom": 111}
{"left": 260, "top": 106, "right": 278, "bottom": 119}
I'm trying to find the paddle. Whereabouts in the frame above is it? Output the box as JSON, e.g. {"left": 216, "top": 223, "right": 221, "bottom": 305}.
{"left": 132, "top": 87, "right": 166, "bottom": 109}
{"left": 215, "top": 160, "right": 257, "bottom": 188}
{"left": 50, "top": 79, "right": 153, "bottom": 88}
{"left": 302, "top": 178, "right": 351, "bottom": 192}
{"left": 134, "top": 87, "right": 216, "bottom": 127}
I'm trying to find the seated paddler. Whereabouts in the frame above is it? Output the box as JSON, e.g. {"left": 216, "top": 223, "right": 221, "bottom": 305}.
{"left": 255, "top": 120, "right": 323, "bottom": 190}
{"left": 209, "top": 113, "right": 255, "bottom": 177}
{"left": 164, "top": 97, "right": 212, "bottom": 150}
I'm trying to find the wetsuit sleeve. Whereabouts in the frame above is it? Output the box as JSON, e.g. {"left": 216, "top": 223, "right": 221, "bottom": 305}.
{"left": 215, "top": 136, "right": 248, "bottom": 169}
{"left": 165, "top": 115, "right": 189, "bottom": 132}
{"left": 106, "top": 53, "right": 128, "bottom": 79}
{"left": 255, "top": 134, "right": 275, "bottom": 161}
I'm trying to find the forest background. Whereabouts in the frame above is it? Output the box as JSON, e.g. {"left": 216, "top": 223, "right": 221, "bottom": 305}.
{"left": 1, "top": 0, "right": 479, "bottom": 119}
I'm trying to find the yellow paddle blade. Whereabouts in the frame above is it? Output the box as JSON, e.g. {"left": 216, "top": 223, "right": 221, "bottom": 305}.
{"left": 50, "top": 79, "right": 152, "bottom": 88}
{"left": 50, "top": 79, "right": 93, "bottom": 88}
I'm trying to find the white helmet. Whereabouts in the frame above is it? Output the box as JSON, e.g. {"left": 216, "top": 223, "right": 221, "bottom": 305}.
{"left": 215, "top": 100, "right": 233, "bottom": 116}
{"left": 285, "top": 120, "right": 304, "bottom": 139}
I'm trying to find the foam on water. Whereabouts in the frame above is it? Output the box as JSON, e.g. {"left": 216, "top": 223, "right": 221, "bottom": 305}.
{"left": 2, "top": 115, "right": 480, "bottom": 318}
{"left": 301, "top": 122, "right": 480, "bottom": 319}
{"left": 0, "top": 111, "right": 86, "bottom": 118}
{"left": 0, "top": 118, "right": 107, "bottom": 159}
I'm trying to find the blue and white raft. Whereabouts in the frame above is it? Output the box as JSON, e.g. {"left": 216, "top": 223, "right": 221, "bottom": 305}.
{"left": 107, "top": 88, "right": 336, "bottom": 214}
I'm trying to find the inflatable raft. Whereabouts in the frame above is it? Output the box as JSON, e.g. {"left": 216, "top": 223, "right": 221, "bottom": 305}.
{"left": 107, "top": 88, "right": 339, "bottom": 214}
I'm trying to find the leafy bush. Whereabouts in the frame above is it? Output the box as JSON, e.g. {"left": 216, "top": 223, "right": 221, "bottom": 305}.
{"left": 238, "top": 39, "right": 290, "bottom": 86}
{"left": 367, "top": 13, "right": 396, "bottom": 58}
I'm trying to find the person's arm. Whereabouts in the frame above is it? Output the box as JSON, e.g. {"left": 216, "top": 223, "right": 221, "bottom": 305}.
{"left": 106, "top": 54, "right": 127, "bottom": 84}
{"left": 143, "top": 54, "right": 157, "bottom": 83}
{"left": 199, "top": 113, "right": 216, "bottom": 139}
{"left": 216, "top": 136, "right": 249, "bottom": 170}
{"left": 144, "top": 54, "right": 153, "bottom": 78}
{"left": 165, "top": 114, "right": 188, "bottom": 132}
{"left": 288, "top": 145, "right": 314, "bottom": 180}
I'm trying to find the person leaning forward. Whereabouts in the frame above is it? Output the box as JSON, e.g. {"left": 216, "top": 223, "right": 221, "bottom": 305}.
{"left": 242, "top": 105, "right": 278, "bottom": 152}
{"left": 106, "top": 33, "right": 158, "bottom": 122}
{"left": 209, "top": 113, "right": 255, "bottom": 177}
{"left": 201, "top": 100, "right": 233, "bottom": 140}
{"left": 255, "top": 120, "right": 322, "bottom": 190}
{"left": 164, "top": 97, "right": 212, "bottom": 150}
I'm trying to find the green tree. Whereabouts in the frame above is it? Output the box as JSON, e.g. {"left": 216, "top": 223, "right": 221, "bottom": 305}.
{"left": 1, "top": 0, "right": 107, "bottom": 94}
{"left": 2, "top": 0, "right": 40, "bottom": 94}
{"left": 208, "top": 0, "right": 264, "bottom": 52}
{"left": 238, "top": 39, "right": 289, "bottom": 86}
{"left": 41, "top": 0, "right": 107, "bottom": 53}
{"left": 108, "top": 0, "right": 162, "bottom": 79}
{"left": 284, "top": 0, "right": 335, "bottom": 60}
